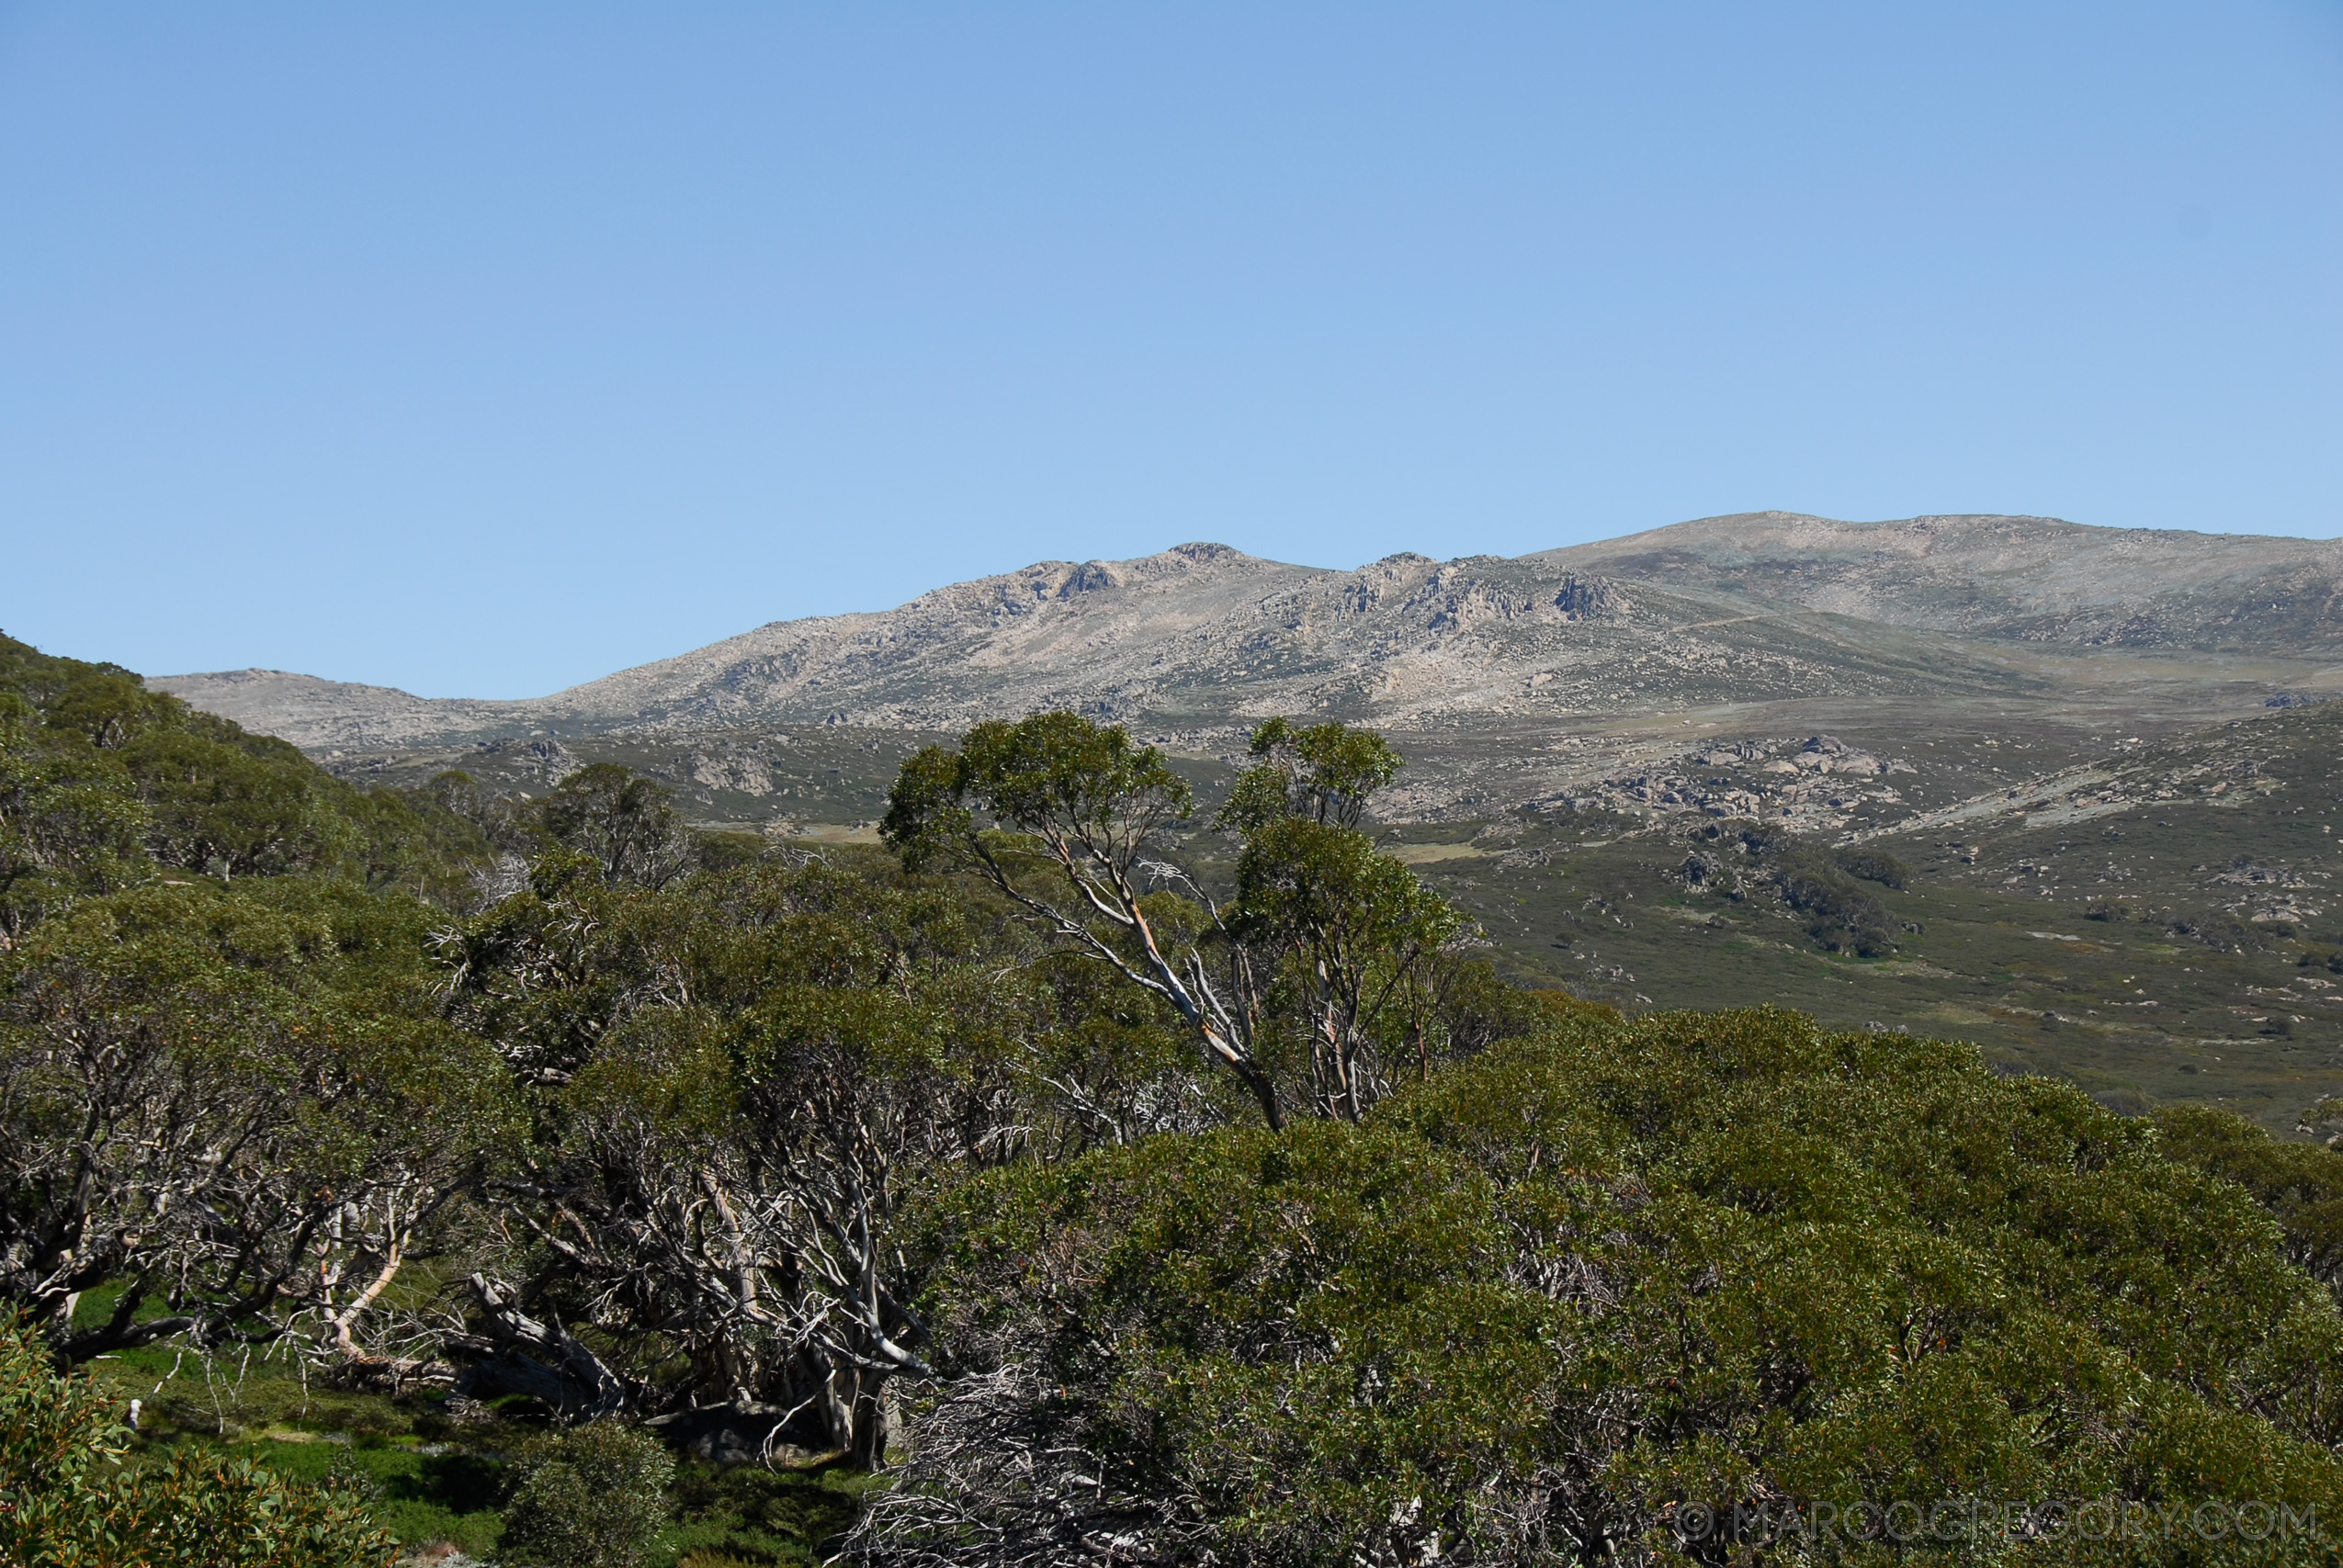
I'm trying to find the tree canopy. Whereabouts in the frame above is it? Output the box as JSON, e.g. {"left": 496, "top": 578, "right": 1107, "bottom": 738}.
{"left": 873, "top": 1010, "right": 2343, "bottom": 1563}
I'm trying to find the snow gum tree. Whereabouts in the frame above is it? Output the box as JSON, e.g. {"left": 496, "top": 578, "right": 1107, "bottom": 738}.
{"left": 881, "top": 712, "right": 1470, "bottom": 1128}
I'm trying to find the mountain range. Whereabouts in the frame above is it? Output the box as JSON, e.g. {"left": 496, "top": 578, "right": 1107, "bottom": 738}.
{"left": 156, "top": 512, "right": 2343, "bottom": 754}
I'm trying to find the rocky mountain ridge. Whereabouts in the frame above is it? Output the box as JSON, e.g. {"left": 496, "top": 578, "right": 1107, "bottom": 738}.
{"left": 160, "top": 512, "right": 2343, "bottom": 755}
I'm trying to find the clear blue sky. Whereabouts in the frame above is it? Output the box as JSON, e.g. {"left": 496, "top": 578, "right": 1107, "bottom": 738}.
{"left": 5, "top": 3, "right": 2339, "bottom": 698}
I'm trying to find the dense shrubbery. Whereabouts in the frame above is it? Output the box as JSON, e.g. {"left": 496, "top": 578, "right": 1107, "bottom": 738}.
{"left": 0, "top": 636, "right": 492, "bottom": 932}
{"left": 10, "top": 630, "right": 2343, "bottom": 1565}
{"left": 867, "top": 1011, "right": 2343, "bottom": 1563}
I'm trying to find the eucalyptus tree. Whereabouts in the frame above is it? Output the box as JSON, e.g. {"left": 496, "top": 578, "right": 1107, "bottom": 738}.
{"left": 123, "top": 722, "right": 364, "bottom": 882}
{"left": 436, "top": 848, "right": 1141, "bottom": 1464}
{"left": 1218, "top": 719, "right": 1465, "bottom": 1120}
{"left": 1215, "top": 715, "right": 1402, "bottom": 831}
{"left": 0, "top": 878, "right": 511, "bottom": 1367}
{"left": 884, "top": 712, "right": 1470, "bottom": 1127}
{"left": 865, "top": 1009, "right": 2343, "bottom": 1567}
{"left": 0, "top": 694, "right": 150, "bottom": 947}
{"left": 883, "top": 713, "right": 1289, "bottom": 1128}
{"left": 532, "top": 762, "right": 696, "bottom": 889}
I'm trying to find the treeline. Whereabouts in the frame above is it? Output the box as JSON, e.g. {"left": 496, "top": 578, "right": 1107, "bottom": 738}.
{"left": 10, "top": 630, "right": 2343, "bottom": 1564}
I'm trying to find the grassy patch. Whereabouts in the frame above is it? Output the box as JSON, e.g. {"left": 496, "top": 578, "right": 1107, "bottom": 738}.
{"left": 1397, "top": 802, "right": 2343, "bottom": 1133}
{"left": 76, "top": 1323, "right": 865, "bottom": 1563}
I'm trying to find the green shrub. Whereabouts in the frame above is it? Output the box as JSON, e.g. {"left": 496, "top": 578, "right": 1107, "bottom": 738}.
{"left": 1721, "top": 821, "right": 1899, "bottom": 953}
{"left": 0, "top": 1312, "right": 392, "bottom": 1567}
{"left": 499, "top": 1421, "right": 676, "bottom": 1568}
{"left": 1778, "top": 864, "right": 1894, "bottom": 954}
{"left": 2155, "top": 1103, "right": 2343, "bottom": 1287}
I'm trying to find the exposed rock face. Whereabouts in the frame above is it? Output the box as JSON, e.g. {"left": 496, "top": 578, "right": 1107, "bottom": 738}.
{"left": 152, "top": 513, "right": 2343, "bottom": 755}
{"left": 468, "top": 737, "right": 581, "bottom": 784}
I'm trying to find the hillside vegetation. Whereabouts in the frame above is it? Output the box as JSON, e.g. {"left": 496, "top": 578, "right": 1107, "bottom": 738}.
{"left": 9, "top": 629, "right": 2343, "bottom": 1564}
{"left": 145, "top": 516, "right": 2343, "bottom": 1132}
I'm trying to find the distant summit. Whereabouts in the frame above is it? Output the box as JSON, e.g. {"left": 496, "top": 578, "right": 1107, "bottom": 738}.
{"left": 153, "top": 513, "right": 2343, "bottom": 751}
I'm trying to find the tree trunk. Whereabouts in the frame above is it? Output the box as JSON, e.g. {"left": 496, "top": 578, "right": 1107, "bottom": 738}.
{"left": 457, "top": 1274, "right": 633, "bottom": 1419}
{"left": 821, "top": 1368, "right": 856, "bottom": 1455}
{"left": 1233, "top": 1055, "right": 1285, "bottom": 1132}
{"left": 848, "top": 1380, "right": 889, "bottom": 1470}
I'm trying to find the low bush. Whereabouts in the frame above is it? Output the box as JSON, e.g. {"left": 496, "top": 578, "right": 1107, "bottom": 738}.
{"left": 0, "top": 1312, "right": 393, "bottom": 1567}
{"left": 498, "top": 1420, "right": 676, "bottom": 1568}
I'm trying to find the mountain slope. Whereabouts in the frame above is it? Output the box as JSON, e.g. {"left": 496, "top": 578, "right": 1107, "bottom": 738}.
{"left": 158, "top": 521, "right": 2204, "bottom": 748}
{"left": 1385, "top": 697, "right": 2343, "bottom": 1132}
{"left": 129, "top": 516, "right": 2343, "bottom": 1132}
{"left": 1535, "top": 512, "right": 2343, "bottom": 649}
{"left": 143, "top": 668, "right": 533, "bottom": 751}
{"left": 151, "top": 513, "right": 2343, "bottom": 839}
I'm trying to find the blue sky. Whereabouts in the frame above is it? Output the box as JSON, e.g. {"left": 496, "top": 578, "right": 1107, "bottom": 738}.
{"left": 4, "top": 3, "right": 2339, "bottom": 698}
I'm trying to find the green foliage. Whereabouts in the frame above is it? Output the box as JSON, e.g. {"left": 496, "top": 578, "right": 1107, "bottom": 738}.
{"left": 1231, "top": 814, "right": 1466, "bottom": 1117}
{"left": 0, "top": 694, "right": 150, "bottom": 942}
{"left": 1777, "top": 863, "right": 1894, "bottom": 953}
{"left": 1703, "top": 819, "right": 1899, "bottom": 954}
{"left": 412, "top": 768, "right": 536, "bottom": 862}
{"left": 882, "top": 711, "right": 1194, "bottom": 874}
{"left": 881, "top": 712, "right": 1475, "bottom": 1127}
{"left": 14, "top": 636, "right": 2343, "bottom": 1561}
{"left": 41, "top": 671, "right": 160, "bottom": 752}
{"left": 889, "top": 1008, "right": 2343, "bottom": 1563}
{"left": 499, "top": 1420, "right": 676, "bottom": 1568}
{"left": 434, "top": 848, "right": 696, "bottom": 1088}
{"left": 0, "top": 1311, "right": 393, "bottom": 1567}
{"left": 347, "top": 781, "right": 495, "bottom": 905}
{"left": 1217, "top": 717, "right": 1474, "bottom": 1117}
{"left": 880, "top": 711, "right": 1291, "bottom": 1124}
{"left": 532, "top": 762, "right": 694, "bottom": 887}
{"left": 0, "top": 1308, "right": 133, "bottom": 1549}
{"left": 431, "top": 846, "right": 1217, "bottom": 1460}
{"left": 0, "top": 637, "right": 146, "bottom": 718}
{"left": 0, "top": 876, "right": 515, "bottom": 1358}
{"left": 662, "top": 1459, "right": 867, "bottom": 1564}
{"left": 121, "top": 720, "right": 364, "bottom": 881}
{"left": 1216, "top": 716, "right": 1402, "bottom": 833}
{"left": 2154, "top": 1103, "right": 2343, "bottom": 1288}
{"left": 691, "top": 828, "right": 767, "bottom": 874}
{"left": 0, "top": 632, "right": 492, "bottom": 931}
{"left": 1833, "top": 843, "right": 1910, "bottom": 890}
